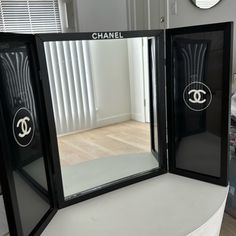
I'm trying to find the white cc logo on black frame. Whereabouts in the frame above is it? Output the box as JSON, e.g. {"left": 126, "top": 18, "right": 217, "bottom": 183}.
{"left": 188, "top": 89, "right": 206, "bottom": 104}
{"left": 17, "top": 116, "right": 32, "bottom": 138}
{"left": 183, "top": 82, "right": 212, "bottom": 112}
{"left": 12, "top": 108, "right": 35, "bottom": 147}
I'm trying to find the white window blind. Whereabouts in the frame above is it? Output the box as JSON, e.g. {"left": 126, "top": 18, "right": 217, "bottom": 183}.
{"left": 0, "top": 0, "right": 62, "bottom": 33}
{"left": 44, "top": 40, "right": 97, "bottom": 135}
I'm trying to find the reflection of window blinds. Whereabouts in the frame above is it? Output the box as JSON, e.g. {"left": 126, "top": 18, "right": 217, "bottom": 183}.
{"left": 0, "top": 0, "right": 61, "bottom": 33}
{"left": 44, "top": 41, "right": 96, "bottom": 135}
{"left": 0, "top": 50, "right": 37, "bottom": 124}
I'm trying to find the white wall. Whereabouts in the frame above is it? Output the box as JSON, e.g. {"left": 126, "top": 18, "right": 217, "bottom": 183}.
{"left": 89, "top": 40, "right": 131, "bottom": 127}
{"left": 168, "top": 0, "right": 236, "bottom": 72}
{"left": 75, "top": 0, "right": 128, "bottom": 32}
{"left": 73, "top": 0, "right": 166, "bottom": 32}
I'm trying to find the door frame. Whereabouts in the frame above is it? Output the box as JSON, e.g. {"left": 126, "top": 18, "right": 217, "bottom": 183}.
{"left": 126, "top": 0, "right": 167, "bottom": 30}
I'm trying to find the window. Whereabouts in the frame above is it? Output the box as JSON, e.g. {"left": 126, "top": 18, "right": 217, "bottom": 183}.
{"left": 0, "top": 0, "right": 62, "bottom": 33}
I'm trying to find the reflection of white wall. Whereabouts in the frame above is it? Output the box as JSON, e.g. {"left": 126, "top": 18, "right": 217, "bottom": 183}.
{"left": 89, "top": 40, "right": 131, "bottom": 127}
{"left": 168, "top": 0, "right": 236, "bottom": 72}
{"left": 128, "top": 38, "right": 145, "bottom": 122}
{"left": 89, "top": 38, "right": 148, "bottom": 127}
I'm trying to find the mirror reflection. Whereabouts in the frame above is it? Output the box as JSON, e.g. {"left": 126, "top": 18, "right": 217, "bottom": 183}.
{"left": 191, "top": 0, "right": 221, "bottom": 9}
{"left": 44, "top": 37, "right": 160, "bottom": 199}
{"left": 0, "top": 184, "right": 8, "bottom": 236}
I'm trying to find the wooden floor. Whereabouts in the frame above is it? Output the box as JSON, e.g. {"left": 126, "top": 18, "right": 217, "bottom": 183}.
{"left": 220, "top": 213, "right": 236, "bottom": 236}
{"left": 58, "top": 120, "right": 150, "bottom": 166}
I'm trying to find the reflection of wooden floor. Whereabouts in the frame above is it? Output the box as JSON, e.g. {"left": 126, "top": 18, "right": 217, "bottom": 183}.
{"left": 58, "top": 120, "right": 150, "bottom": 166}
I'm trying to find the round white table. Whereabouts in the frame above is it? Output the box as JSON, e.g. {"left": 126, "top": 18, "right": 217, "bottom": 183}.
{"left": 42, "top": 173, "right": 228, "bottom": 236}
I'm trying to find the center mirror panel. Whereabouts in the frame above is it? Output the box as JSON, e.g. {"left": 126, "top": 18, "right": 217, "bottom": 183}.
{"left": 39, "top": 34, "right": 165, "bottom": 202}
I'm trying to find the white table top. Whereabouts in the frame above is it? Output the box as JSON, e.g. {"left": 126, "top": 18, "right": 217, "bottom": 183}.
{"left": 42, "top": 173, "right": 228, "bottom": 236}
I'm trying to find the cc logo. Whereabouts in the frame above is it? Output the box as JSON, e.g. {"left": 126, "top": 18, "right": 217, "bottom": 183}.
{"left": 183, "top": 82, "right": 212, "bottom": 112}
{"left": 188, "top": 89, "right": 206, "bottom": 104}
{"left": 13, "top": 108, "right": 35, "bottom": 147}
{"left": 17, "top": 116, "right": 32, "bottom": 138}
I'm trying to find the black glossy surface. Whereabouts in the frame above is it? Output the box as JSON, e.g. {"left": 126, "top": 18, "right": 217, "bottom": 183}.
{"left": 0, "top": 42, "right": 54, "bottom": 235}
{"left": 167, "top": 22, "right": 232, "bottom": 186}
{"left": 173, "top": 31, "right": 223, "bottom": 177}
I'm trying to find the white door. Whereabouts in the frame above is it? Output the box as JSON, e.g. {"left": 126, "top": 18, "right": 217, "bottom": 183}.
{"left": 127, "top": 0, "right": 167, "bottom": 30}
{"left": 127, "top": 0, "right": 167, "bottom": 123}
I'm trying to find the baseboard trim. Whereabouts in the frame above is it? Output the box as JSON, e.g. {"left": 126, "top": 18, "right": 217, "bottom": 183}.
{"left": 97, "top": 113, "right": 131, "bottom": 127}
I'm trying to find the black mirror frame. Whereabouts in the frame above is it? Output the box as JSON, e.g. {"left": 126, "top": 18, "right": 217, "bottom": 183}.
{"left": 166, "top": 22, "right": 233, "bottom": 187}
{"left": 35, "top": 30, "right": 168, "bottom": 208}
{"left": 0, "top": 33, "right": 58, "bottom": 236}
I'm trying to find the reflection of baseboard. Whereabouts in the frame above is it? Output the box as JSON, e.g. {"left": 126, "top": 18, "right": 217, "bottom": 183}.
{"left": 131, "top": 113, "right": 145, "bottom": 122}
{"left": 58, "top": 113, "right": 146, "bottom": 137}
{"left": 97, "top": 113, "right": 131, "bottom": 127}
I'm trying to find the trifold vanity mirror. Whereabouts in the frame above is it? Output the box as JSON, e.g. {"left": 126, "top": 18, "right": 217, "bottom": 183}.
{"left": 0, "top": 22, "right": 233, "bottom": 236}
